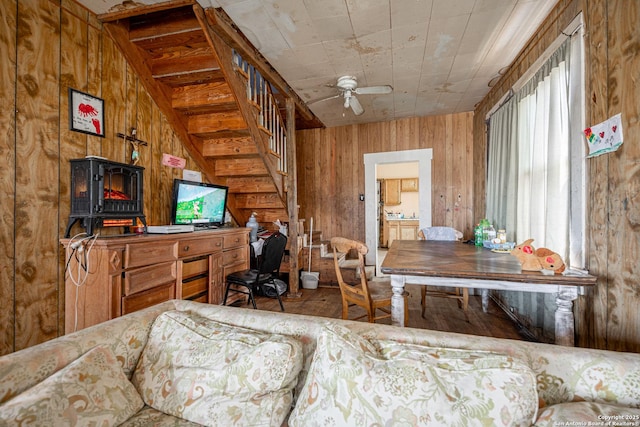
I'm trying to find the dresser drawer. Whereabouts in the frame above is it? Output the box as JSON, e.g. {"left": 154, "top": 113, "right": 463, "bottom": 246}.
{"left": 190, "top": 294, "right": 208, "bottom": 303}
{"left": 223, "top": 246, "right": 247, "bottom": 267}
{"left": 124, "top": 261, "right": 177, "bottom": 296}
{"left": 178, "top": 237, "right": 223, "bottom": 258}
{"left": 181, "top": 257, "right": 209, "bottom": 280}
{"left": 122, "top": 282, "right": 175, "bottom": 315}
{"left": 181, "top": 276, "right": 209, "bottom": 300}
{"left": 223, "top": 232, "right": 248, "bottom": 249}
{"left": 125, "top": 242, "right": 177, "bottom": 269}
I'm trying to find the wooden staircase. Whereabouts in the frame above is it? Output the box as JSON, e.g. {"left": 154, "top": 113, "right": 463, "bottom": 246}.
{"left": 101, "top": 3, "right": 320, "bottom": 231}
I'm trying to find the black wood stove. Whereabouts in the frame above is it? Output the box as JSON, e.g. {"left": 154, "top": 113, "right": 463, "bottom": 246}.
{"left": 65, "top": 157, "right": 146, "bottom": 237}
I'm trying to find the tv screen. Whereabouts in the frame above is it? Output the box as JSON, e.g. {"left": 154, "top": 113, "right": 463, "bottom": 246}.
{"left": 171, "top": 179, "right": 228, "bottom": 228}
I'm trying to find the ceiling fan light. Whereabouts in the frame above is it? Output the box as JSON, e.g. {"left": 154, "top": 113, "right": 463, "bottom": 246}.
{"left": 344, "top": 97, "right": 350, "bottom": 108}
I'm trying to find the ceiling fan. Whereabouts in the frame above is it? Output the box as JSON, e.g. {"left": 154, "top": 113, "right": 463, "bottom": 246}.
{"left": 309, "top": 76, "right": 393, "bottom": 116}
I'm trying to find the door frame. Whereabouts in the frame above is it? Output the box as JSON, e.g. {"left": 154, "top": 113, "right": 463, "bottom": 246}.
{"left": 364, "top": 149, "right": 433, "bottom": 267}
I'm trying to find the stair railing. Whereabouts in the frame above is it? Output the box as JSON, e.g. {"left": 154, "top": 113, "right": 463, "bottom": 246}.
{"left": 232, "top": 50, "right": 287, "bottom": 176}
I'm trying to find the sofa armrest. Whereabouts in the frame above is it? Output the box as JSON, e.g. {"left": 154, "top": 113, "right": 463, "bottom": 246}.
{"left": 0, "top": 300, "right": 177, "bottom": 404}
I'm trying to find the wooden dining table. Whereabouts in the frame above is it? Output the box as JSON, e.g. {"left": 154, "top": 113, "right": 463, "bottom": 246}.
{"left": 380, "top": 240, "right": 597, "bottom": 346}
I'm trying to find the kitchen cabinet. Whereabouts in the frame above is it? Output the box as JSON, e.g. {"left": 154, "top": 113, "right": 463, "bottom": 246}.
{"left": 387, "top": 223, "right": 398, "bottom": 247}
{"left": 399, "top": 222, "right": 419, "bottom": 240}
{"left": 61, "top": 228, "right": 249, "bottom": 333}
{"left": 384, "top": 219, "right": 419, "bottom": 247}
{"left": 401, "top": 178, "right": 418, "bottom": 192}
{"left": 383, "top": 179, "right": 401, "bottom": 205}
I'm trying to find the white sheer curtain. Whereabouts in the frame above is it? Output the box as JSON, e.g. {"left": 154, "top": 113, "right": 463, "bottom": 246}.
{"left": 487, "top": 39, "right": 572, "bottom": 261}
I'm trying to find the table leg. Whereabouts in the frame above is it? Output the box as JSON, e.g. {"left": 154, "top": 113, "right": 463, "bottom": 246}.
{"left": 481, "top": 289, "right": 489, "bottom": 313}
{"left": 555, "top": 287, "right": 578, "bottom": 346}
{"left": 390, "top": 274, "right": 406, "bottom": 327}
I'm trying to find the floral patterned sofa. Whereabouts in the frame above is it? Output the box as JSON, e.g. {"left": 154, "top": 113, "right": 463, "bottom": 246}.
{"left": 1, "top": 299, "right": 639, "bottom": 426}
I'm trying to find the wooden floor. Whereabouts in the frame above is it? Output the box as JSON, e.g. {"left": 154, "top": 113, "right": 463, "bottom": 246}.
{"left": 243, "top": 284, "right": 535, "bottom": 342}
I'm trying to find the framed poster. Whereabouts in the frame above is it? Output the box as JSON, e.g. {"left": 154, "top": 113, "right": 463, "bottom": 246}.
{"left": 69, "top": 88, "right": 105, "bottom": 137}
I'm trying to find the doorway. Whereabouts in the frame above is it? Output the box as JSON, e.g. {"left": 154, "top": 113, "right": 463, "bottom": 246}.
{"left": 364, "top": 149, "right": 433, "bottom": 270}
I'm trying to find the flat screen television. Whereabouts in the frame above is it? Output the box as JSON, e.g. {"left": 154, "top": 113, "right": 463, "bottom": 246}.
{"left": 171, "top": 179, "right": 228, "bottom": 228}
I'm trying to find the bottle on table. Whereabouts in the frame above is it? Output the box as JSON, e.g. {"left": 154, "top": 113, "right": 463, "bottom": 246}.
{"left": 480, "top": 219, "right": 490, "bottom": 243}
{"left": 246, "top": 212, "right": 259, "bottom": 243}
{"left": 474, "top": 224, "right": 483, "bottom": 246}
{"left": 486, "top": 224, "right": 496, "bottom": 244}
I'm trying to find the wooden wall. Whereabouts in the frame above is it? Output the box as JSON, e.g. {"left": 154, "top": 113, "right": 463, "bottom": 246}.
{"left": 474, "top": 0, "right": 640, "bottom": 352}
{"left": 0, "top": 0, "right": 202, "bottom": 355}
{"left": 296, "top": 113, "right": 474, "bottom": 245}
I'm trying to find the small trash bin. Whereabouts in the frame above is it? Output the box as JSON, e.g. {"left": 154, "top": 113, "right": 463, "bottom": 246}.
{"left": 301, "top": 271, "right": 319, "bottom": 289}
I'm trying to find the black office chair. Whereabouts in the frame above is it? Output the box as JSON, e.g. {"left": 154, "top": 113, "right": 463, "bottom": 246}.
{"left": 223, "top": 232, "right": 287, "bottom": 311}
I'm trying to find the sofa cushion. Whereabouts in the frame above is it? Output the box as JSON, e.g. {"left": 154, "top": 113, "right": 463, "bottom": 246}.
{"left": 132, "top": 310, "right": 303, "bottom": 427}
{"left": 534, "top": 401, "right": 640, "bottom": 426}
{"left": 289, "top": 323, "right": 538, "bottom": 427}
{"left": 120, "top": 406, "right": 204, "bottom": 426}
{"left": 0, "top": 345, "right": 144, "bottom": 426}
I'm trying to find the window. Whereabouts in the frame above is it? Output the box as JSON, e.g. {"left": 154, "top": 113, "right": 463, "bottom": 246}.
{"left": 486, "top": 15, "right": 585, "bottom": 269}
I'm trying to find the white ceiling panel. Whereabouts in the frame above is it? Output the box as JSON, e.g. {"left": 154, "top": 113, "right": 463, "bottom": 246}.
{"left": 390, "top": 0, "right": 433, "bottom": 27}
{"left": 310, "top": 15, "right": 354, "bottom": 41}
{"left": 432, "top": 0, "right": 475, "bottom": 18}
{"left": 349, "top": 3, "right": 391, "bottom": 36}
{"left": 303, "top": 0, "right": 350, "bottom": 19}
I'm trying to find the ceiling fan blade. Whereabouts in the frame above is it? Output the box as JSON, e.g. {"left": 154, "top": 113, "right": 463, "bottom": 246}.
{"left": 307, "top": 94, "right": 340, "bottom": 105}
{"left": 350, "top": 95, "right": 364, "bottom": 115}
{"left": 355, "top": 85, "right": 393, "bottom": 95}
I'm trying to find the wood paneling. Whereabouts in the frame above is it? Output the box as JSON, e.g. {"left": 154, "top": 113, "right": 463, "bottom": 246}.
{"left": 59, "top": 4, "right": 91, "bottom": 335}
{"left": 0, "top": 0, "right": 17, "bottom": 353}
{"left": 473, "top": 0, "right": 640, "bottom": 352}
{"left": 15, "top": 0, "right": 61, "bottom": 351}
{"left": 0, "top": 0, "right": 206, "bottom": 355}
{"left": 584, "top": 0, "right": 611, "bottom": 352}
{"left": 604, "top": 0, "right": 640, "bottom": 351}
{"left": 296, "top": 112, "right": 474, "bottom": 244}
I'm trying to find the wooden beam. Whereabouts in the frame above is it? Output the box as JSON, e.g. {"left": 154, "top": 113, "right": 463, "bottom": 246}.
{"left": 204, "top": 7, "right": 317, "bottom": 123}
{"left": 193, "top": 4, "right": 285, "bottom": 201}
{"left": 98, "top": 0, "right": 196, "bottom": 23}
{"left": 285, "top": 97, "right": 301, "bottom": 297}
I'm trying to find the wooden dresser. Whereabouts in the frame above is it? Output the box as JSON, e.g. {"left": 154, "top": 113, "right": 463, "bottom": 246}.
{"left": 61, "top": 228, "right": 249, "bottom": 333}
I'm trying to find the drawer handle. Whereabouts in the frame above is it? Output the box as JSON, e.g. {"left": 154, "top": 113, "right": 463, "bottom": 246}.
{"left": 183, "top": 245, "right": 189, "bottom": 252}
{"left": 216, "top": 242, "right": 222, "bottom": 247}
{"left": 235, "top": 238, "right": 240, "bottom": 242}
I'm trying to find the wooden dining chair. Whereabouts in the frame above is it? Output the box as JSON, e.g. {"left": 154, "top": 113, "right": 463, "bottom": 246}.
{"left": 331, "top": 237, "right": 408, "bottom": 325}
{"left": 417, "top": 227, "right": 469, "bottom": 320}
